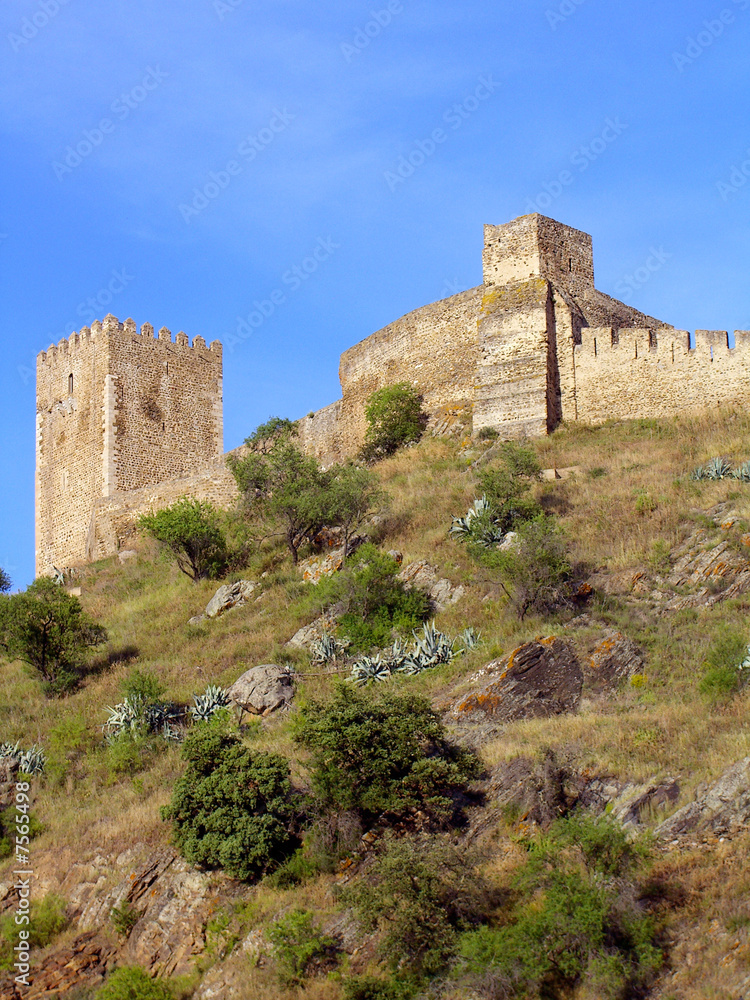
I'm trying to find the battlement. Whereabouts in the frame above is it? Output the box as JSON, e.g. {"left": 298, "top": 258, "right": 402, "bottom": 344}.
{"left": 575, "top": 328, "right": 750, "bottom": 359}
{"left": 37, "top": 314, "right": 222, "bottom": 365}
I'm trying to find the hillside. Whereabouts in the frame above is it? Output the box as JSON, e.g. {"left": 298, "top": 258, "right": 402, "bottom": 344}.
{"left": 4, "top": 410, "right": 750, "bottom": 999}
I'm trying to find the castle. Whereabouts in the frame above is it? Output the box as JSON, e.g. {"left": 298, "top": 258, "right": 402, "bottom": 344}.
{"left": 36, "top": 214, "right": 750, "bottom": 575}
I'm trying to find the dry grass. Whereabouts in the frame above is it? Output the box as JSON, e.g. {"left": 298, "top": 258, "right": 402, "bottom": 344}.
{"left": 4, "top": 411, "right": 750, "bottom": 996}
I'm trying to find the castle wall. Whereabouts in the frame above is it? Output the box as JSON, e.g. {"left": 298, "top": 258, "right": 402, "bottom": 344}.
{"left": 104, "top": 315, "right": 223, "bottom": 492}
{"left": 482, "top": 214, "right": 594, "bottom": 296}
{"left": 573, "top": 328, "right": 750, "bottom": 423}
{"left": 87, "top": 463, "right": 238, "bottom": 562}
{"left": 335, "top": 286, "right": 483, "bottom": 454}
{"left": 473, "top": 278, "right": 552, "bottom": 438}
{"left": 36, "top": 326, "right": 109, "bottom": 574}
{"left": 296, "top": 400, "right": 344, "bottom": 467}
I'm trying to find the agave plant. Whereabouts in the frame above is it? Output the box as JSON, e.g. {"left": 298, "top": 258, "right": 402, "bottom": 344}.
{"left": 103, "top": 696, "right": 146, "bottom": 740}
{"left": 350, "top": 655, "right": 392, "bottom": 685}
{"left": 449, "top": 496, "right": 492, "bottom": 538}
{"left": 18, "top": 745, "right": 47, "bottom": 776}
{"left": 692, "top": 457, "right": 733, "bottom": 480}
{"left": 411, "top": 621, "right": 455, "bottom": 670}
{"left": 310, "top": 632, "right": 346, "bottom": 665}
{"left": 0, "top": 742, "right": 21, "bottom": 761}
{"left": 191, "top": 684, "right": 231, "bottom": 723}
{"left": 733, "top": 461, "right": 750, "bottom": 483}
{"left": 454, "top": 627, "right": 482, "bottom": 653}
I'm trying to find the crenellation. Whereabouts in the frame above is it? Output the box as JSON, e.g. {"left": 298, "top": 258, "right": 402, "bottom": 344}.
{"left": 176, "top": 331, "right": 188, "bottom": 346}
{"left": 123, "top": 317, "right": 137, "bottom": 336}
{"left": 192, "top": 335, "right": 206, "bottom": 350}
{"left": 141, "top": 322, "right": 154, "bottom": 338}
{"left": 158, "top": 326, "right": 171, "bottom": 341}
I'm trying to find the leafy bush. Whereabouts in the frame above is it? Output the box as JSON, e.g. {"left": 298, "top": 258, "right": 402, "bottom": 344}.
{"left": 0, "top": 892, "right": 68, "bottom": 968}
{"left": 292, "top": 684, "right": 481, "bottom": 825}
{"left": 0, "top": 577, "right": 108, "bottom": 695}
{"left": 95, "top": 967, "right": 174, "bottom": 1000}
{"left": 472, "top": 516, "right": 570, "bottom": 619}
{"left": 161, "top": 715, "right": 293, "bottom": 881}
{"left": 458, "top": 815, "right": 660, "bottom": 999}
{"left": 139, "top": 498, "right": 229, "bottom": 582}
{"left": 342, "top": 836, "right": 489, "bottom": 978}
{"left": 46, "top": 714, "right": 92, "bottom": 785}
{"left": 343, "top": 976, "right": 414, "bottom": 1000}
{"left": 121, "top": 669, "right": 165, "bottom": 705}
{"left": 359, "top": 383, "right": 427, "bottom": 462}
{"left": 700, "top": 632, "right": 749, "bottom": 698}
{"left": 0, "top": 802, "right": 43, "bottom": 861}
{"left": 0, "top": 568, "right": 9, "bottom": 593}
{"left": 266, "top": 908, "right": 336, "bottom": 984}
{"left": 331, "top": 543, "right": 429, "bottom": 652}
{"left": 475, "top": 442, "right": 542, "bottom": 533}
{"left": 110, "top": 899, "right": 141, "bottom": 938}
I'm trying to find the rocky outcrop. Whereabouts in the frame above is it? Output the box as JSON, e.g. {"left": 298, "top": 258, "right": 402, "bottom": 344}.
{"left": 226, "top": 665, "right": 295, "bottom": 718}
{"left": 452, "top": 637, "right": 582, "bottom": 724}
{"left": 0, "top": 759, "right": 18, "bottom": 812}
{"left": 189, "top": 580, "right": 256, "bottom": 624}
{"left": 0, "top": 932, "right": 115, "bottom": 999}
{"left": 585, "top": 630, "right": 644, "bottom": 689}
{"left": 397, "top": 560, "right": 464, "bottom": 613}
{"left": 656, "top": 758, "right": 750, "bottom": 839}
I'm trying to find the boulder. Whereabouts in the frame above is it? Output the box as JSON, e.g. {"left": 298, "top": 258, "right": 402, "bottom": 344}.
{"left": 656, "top": 757, "right": 750, "bottom": 839}
{"left": 189, "top": 580, "right": 256, "bottom": 624}
{"left": 397, "top": 560, "right": 464, "bottom": 613}
{"left": 606, "top": 778, "right": 680, "bottom": 832}
{"left": 227, "top": 665, "right": 294, "bottom": 717}
{"left": 452, "top": 637, "right": 582, "bottom": 723}
{"left": 586, "top": 630, "right": 644, "bottom": 689}
{"left": 0, "top": 758, "right": 18, "bottom": 812}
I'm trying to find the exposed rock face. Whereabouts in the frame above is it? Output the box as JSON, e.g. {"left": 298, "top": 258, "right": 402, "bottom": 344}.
{"left": 397, "top": 560, "right": 464, "bottom": 613}
{"left": 0, "top": 932, "right": 116, "bottom": 999}
{"left": 606, "top": 778, "right": 680, "bottom": 832}
{"left": 656, "top": 758, "right": 750, "bottom": 839}
{"left": 189, "top": 579, "right": 256, "bottom": 624}
{"left": 585, "top": 630, "right": 644, "bottom": 689}
{"left": 0, "top": 758, "right": 18, "bottom": 812}
{"left": 226, "top": 665, "right": 294, "bottom": 717}
{"left": 452, "top": 637, "right": 582, "bottom": 723}
{"left": 297, "top": 529, "right": 367, "bottom": 584}
{"left": 286, "top": 604, "right": 346, "bottom": 650}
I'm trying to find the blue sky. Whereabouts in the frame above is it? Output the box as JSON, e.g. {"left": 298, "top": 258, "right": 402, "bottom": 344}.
{"left": 2, "top": 0, "right": 750, "bottom": 589}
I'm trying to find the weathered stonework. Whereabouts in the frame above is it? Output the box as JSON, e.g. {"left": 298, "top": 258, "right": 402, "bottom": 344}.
{"left": 37, "top": 214, "right": 750, "bottom": 571}
{"left": 36, "top": 316, "right": 225, "bottom": 574}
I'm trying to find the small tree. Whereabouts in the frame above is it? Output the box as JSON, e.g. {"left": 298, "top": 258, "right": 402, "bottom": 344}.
{"left": 360, "top": 383, "right": 427, "bottom": 462}
{"left": 139, "top": 497, "right": 229, "bottom": 582}
{"left": 476, "top": 442, "right": 542, "bottom": 533}
{"left": 0, "top": 578, "right": 108, "bottom": 695}
{"left": 0, "top": 569, "right": 10, "bottom": 594}
{"left": 293, "top": 684, "right": 480, "bottom": 825}
{"left": 474, "top": 516, "right": 570, "bottom": 619}
{"left": 230, "top": 437, "right": 332, "bottom": 564}
{"left": 245, "top": 416, "right": 298, "bottom": 454}
{"left": 161, "top": 716, "right": 294, "bottom": 881}
{"left": 325, "top": 464, "right": 389, "bottom": 561}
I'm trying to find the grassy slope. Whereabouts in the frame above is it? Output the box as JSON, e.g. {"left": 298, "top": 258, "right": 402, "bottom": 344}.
{"left": 5, "top": 410, "right": 750, "bottom": 997}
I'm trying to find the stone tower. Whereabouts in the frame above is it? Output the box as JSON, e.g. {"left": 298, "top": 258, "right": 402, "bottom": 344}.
{"left": 35, "top": 314, "right": 223, "bottom": 575}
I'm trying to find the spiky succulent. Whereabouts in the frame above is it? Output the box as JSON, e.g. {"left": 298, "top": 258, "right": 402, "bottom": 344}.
{"left": 103, "top": 696, "right": 146, "bottom": 740}
{"left": 692, "top": 457, "right": 733, "bottom": 480}
{"left": 0, "top": 742, "right": 21, "bottom": 760}
{"left": 411, "top": 620, "right": 455, "bottom": 669}
{"left": 350, "top": 655, "right": 392, "bottom": 685}
{"left": 454, "top": 627, "right": 482, "bottom": 653}
{"left": 191, "top": 684, "right": 231, "bottom": 723}
{"left": 733, "top": 461, "right": 750, "bottom": 483}
{"left": 19, "top": 745, "right": 46, "bottom": 776}
{"left": 449, "top": 496, "right": 492, "bottom": 538}
{"left": 310, "top": 632, "right": 347, "bottom": 665}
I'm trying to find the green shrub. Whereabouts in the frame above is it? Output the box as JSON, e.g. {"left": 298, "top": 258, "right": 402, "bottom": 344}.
{"left": 458, "top": 815, "right": 660, "bottom": 999}
{"left": 331, "top": 544, "right": 429, "bottom": 652}
{"left": 342, "top": 836, "right": 489, "bottom": 978}
{"left": 0, "top": 893, "right": 68, "bottom": 968}
{"left": 359, "top": 383, "right": 427, "bottom": 462}
{"left": 343, "top": 975, "right": 415, "bottom": 1000}
{"left": 266, "top": 908, "right": 336, "bottom": 984}
{"left": 110, "top": 899, "right": 141, "bottom": 938}
{"left": 472, "top": 516, "right": 570, "bottom": 619}
{"left": 95, "top": 967, "right": 174, "bottom": 1000}
{"left": 700, "top": 632, "right": 749, "bottom": 698}
{"left": 476, "top": 442, "right": 542, "bottom": 533}
{"left": 161, "top": 715, "right": 293, "bottom": 881}
{"left": 139, "top": 498, "right": 230, "bottom": 582}
{"left": 292, "top": 684, "right": 481, "bottom": 825}
{"left": 121, "top": 669, "right": 166, "bottom": 705}
{"left": 46, "top": 713, "right": 92, "bottom": 785}
{"left": 0, "top": 804, "right": 43, "bottom": 860}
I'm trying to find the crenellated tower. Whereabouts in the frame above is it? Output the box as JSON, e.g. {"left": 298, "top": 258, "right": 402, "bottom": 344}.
{"left": 35, "top": 314, "right": 223, "bottom": 575}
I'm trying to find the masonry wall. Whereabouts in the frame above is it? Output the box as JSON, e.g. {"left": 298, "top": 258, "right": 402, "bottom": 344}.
{"left": 87, "top": 463, "right": 238, "bottom": 561}
{"left": 573, "top": 328, "right": 750, "bottom": 423}
{"left": 335, "top": 286, "right": 484, "bottom": 455}
{"left": 36, "top": 326, "right": 109, "bottom": 575}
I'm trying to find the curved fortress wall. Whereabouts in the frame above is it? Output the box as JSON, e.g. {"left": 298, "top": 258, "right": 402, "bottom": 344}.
{"left": 36, "top": 315, "right": 226, "bottom": 575}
